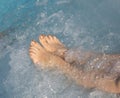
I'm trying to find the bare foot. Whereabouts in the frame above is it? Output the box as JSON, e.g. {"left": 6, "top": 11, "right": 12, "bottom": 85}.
{"left": 39, "top": 34, "right": 67, "bottom": 58}
{"left": 29, "top": 40, "right": 55, "bottom": 69}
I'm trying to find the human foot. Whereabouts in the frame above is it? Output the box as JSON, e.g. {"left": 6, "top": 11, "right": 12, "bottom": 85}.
{"left": 29, "top": 40, "right": 56, "bottom": 69}
{"left": 39, "top": 34, "right": 67, "bottom": 58}
{"left": 29, "top": 40, "right": 71, "bottom": 70}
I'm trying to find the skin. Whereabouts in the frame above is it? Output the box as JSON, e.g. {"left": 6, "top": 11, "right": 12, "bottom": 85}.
{"left": 29, "top": 34, "right": 120, "bottom": 94}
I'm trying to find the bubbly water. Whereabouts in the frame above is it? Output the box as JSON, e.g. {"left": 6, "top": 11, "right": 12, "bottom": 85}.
{"left": 0, "top": 0, "right": 120, "bottom": 98}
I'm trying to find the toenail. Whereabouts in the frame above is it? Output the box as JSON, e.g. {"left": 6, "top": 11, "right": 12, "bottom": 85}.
{"left": 31, "top": 41, "right": 34, "bottom": 44}
{"left": 53, "top": 36, "right": 56, "bottom": 39}
{"left": 40, "top": 35, "right": 44, "bottom": 39}
{"left": 32, "top": 40, "right": 35, "bottom": 42}
{"left": 31, "top": 40, "right": 35, "bottom": 44}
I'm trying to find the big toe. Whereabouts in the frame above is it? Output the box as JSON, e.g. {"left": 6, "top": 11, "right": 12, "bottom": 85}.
{"left": 40, "top": 34, "right": 45, "bottom": 39}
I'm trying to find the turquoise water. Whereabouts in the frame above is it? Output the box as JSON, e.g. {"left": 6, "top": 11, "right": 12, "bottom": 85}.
{"left": 0, "top": 0, "right": 120, "bottom": 98}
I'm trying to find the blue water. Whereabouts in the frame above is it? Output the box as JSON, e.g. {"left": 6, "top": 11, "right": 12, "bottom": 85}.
{"left": 0, "top": 0, "right": 120, "bottom": 98}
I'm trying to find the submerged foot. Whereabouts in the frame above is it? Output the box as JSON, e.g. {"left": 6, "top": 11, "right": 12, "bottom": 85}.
{"left": 29, "top": 40, "right": 69, "bottom": 69}
{"left": 39, "top": 34, "right": 68, "bottom": 58}
{"left": 29, "top": 40, "right": 54, "bottom": 69}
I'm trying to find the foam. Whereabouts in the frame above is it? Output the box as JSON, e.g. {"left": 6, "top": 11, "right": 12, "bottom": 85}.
{"left": 56, "top": 0, "right": 71, "bottom": 5}
{"left": 3, "top": 46, "right": 71, "bottom": 98}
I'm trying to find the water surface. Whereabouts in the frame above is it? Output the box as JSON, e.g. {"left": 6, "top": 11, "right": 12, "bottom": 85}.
{"left": 0, "top": 0, "right": 120, "bottom": 98}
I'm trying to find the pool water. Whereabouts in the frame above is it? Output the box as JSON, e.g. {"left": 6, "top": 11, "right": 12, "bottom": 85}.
{"left": 0, "top": 0, "right": 120, "bottom": 98}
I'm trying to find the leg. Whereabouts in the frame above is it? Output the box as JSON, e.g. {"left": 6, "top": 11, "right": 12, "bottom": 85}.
{"left": 39, "top": 34, "right": 68, "bottom": 58}
{"left": 29, "top": 40, "right": 96, "bottom": 88}
{"left": 29, "top": 40, "right": 56, "bottom": 69}
{"left": 29, "top": 37, "right": 120, "bottom": 94}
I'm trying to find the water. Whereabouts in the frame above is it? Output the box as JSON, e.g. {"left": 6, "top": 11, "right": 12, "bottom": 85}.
{"left": 0, "top": 0, "right": 120, "bottom": 98}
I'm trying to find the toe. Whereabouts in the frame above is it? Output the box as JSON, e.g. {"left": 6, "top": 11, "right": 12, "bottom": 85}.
{"left": 39, "top": 35, "right": 49, "bottom": 48}
{"left": 48, "top": 35, "right": 52, "bottom": 39}
{"left": 53, "top": 36, "right": 60, "bottom": 43}
{"left": 53, "top": 36, "right": 63, "bottom": 45}
{"left": 32, "top": 41, "right": 43, "bottom": 50}
{"left": 48, "top": 35, "right": 56, "bottom": 43}
{"left": 30, "top": 40, "right": 36, "bottom": 46}
{"left": 29, "top": 47, "right": 39, "bottom": 54}
{"left": 30, "top": 40, "right": 42, "bottom": 49}
{"left": 40, "top": 34, "right": 45, "bottom": 39}
{"left": 30, "top": 40, "right": 46, "bottom": 53}
{"left": 45, "top": 36, "right": 51, "bottom": 43}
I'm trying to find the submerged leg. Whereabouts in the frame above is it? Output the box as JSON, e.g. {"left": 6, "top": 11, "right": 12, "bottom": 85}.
{"left": 29, "top": 36, "right": 120, "bottom": 94}
{"left": 29, "top": 40, "right": 96, "bottom": 88}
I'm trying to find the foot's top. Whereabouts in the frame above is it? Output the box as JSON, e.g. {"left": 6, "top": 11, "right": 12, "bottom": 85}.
{"left": 39, "top": 34, "right": 68, "bottom": 58}
{"left": 29, "top": 40, "right": 68, "bottom": 69}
